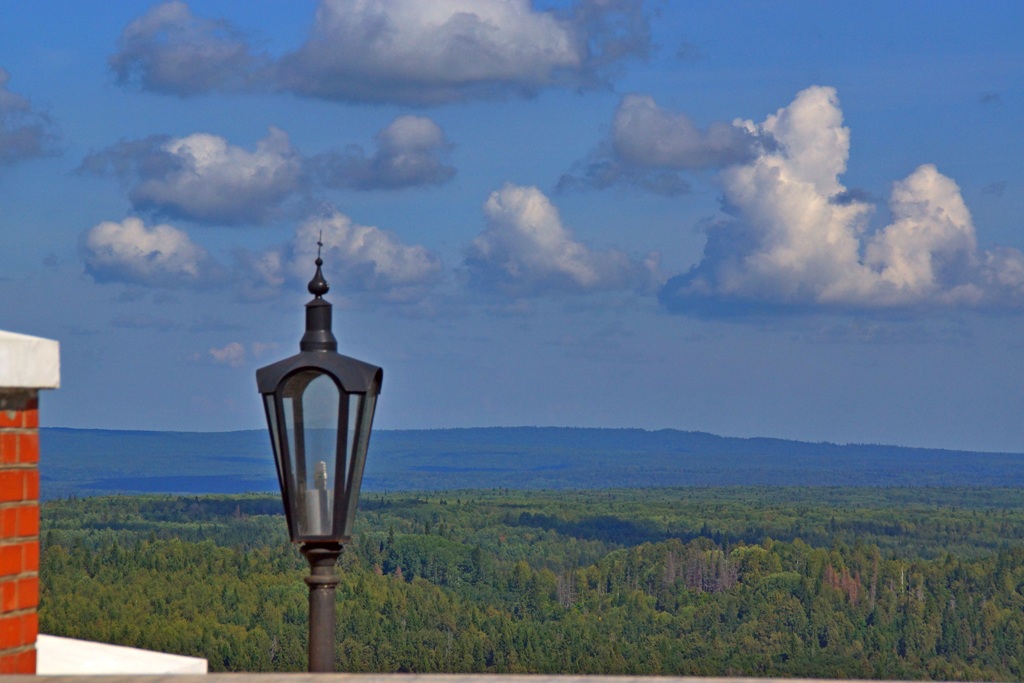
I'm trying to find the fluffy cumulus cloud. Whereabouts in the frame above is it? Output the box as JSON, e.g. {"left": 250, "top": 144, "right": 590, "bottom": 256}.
{"left": 280, "top": 0, "right": 647, "bottom": 104}
{"left": 81, "top": 217, "right": 222, "bottom": 288}
{"left": 559, "top": 93, "right": 757, "bottom": 195}
{"left": 80, "top": 207, "right": 440, "bottom": 303}
{"left": 109, "top": 0, "right": 268, "bottom": 96}
{"left": 110, "top": 1, "right": 647, "bottom": 104}
{"left": 660, "top": 86, "right": 1024, "bottom": 314}
{"left": 242, "top": 209, "right": 444, "bottom": 302}
{"left": 465, "top": 183, "right": 659, "bottom": 296}
{"left": 310, "top": 115, "right": 456, "bottom": 190}
{"left": 81, "top": 127, "right": 302, "bottom": 225}
{"left": 0, "top": 68, "right": 56, "bottom": 165}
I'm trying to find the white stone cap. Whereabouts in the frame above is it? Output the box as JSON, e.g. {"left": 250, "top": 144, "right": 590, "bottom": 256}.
{"left": 0, "top": 329, "right": 59, "bottom": 389}
{"left": 36, "top": 634, "right": 208, "bottom": 674}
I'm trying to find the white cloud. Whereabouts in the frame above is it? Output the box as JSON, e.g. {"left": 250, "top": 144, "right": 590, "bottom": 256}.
{"left": 311, "top": 115, "right": 456, "bottom": 190}
{"left": 0, "top": 68, "right": 56, "bottom": 165}
{"left": 82, "top": 127, "right": 302, "bottom": 225}
{"left": 82, "top": 217, "right": 222, "bottom": 288}
{"left": 864, "top": 165, "right": 982, "bottom": 304}
{"left": 110, "top": 1, "right": 648, "bottom": 105}
{"left": 109, "top": 0, "right": 268, "bottom": 96}
{"left": 209, "top": 342, "right": 246, "bottom": 367}
{"left": 242, "top": 208, "right": 443, "bottom": 302}
{"left": 465, "top": 183, "right": 659, "bottom": 296}
{"left": 560, "top": 93, "right": 755, "bottom": 194}
{"left": 660, "top": 86, "right": 1024, "bottom": 313}
{"left": 277, "top": 0, "right": 648, "bottom": 105}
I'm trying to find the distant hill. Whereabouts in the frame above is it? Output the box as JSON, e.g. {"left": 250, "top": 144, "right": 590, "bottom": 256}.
{"left": 39, "top": 426, "right": 1024, "bottom": 499}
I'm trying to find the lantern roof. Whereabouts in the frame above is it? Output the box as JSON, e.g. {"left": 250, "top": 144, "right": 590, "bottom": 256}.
{"left": 256, "top": 350, "right": 381, "bottom": 395}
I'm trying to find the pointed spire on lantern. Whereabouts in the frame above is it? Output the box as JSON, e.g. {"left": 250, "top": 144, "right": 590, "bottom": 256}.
{"left": 301, "top": 233, "right": 338, "bottom": 352}
{"left": 308, "top": 233, "right": 330, "bottom": 298}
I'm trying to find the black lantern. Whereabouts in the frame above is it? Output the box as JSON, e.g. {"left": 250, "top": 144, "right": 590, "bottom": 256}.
{"left": 256, "top": 245, "right": 382, "bottom": 671}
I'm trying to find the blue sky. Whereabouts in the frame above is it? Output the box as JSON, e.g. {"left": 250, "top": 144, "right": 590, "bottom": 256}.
{"left": 2, "top": 1, "right": 1023, "bottom": 452}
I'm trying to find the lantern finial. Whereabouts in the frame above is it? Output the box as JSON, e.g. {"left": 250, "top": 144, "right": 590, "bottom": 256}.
{"left": 308, "top": 232, "right": 329, "bottom": 298}
{"left": 301, "top": 233, "right": 337, "bottom": 352}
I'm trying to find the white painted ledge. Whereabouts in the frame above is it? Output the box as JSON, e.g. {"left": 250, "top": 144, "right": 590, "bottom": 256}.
{"left": 36, "top": 634, "right": 208, "bottom": 675}
{"left": 4, "top": 673, "right": 969, "bottom": 682}
{"left": 0, "top": 329, "right": 60, "bottom": 389}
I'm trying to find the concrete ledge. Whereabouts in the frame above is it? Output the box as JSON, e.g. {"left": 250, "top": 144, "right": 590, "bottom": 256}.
{"left": 36, "top": 635, "right": 207, "bottom": 675}
{"left": 6, "top": 675, "right": 964, "bottom": 682}
{"left": 0, "top": 330, "right": 59, "bottom": 389}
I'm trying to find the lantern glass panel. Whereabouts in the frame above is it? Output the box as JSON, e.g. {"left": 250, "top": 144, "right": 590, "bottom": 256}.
{"left": 282, "top": 370, "right": 342, "bottom": 537}
{"left": 264, "top": 395, "right": 284, "bottom": 490}
{"left": 341, "top": 391, "right": 377, "bottom": 536}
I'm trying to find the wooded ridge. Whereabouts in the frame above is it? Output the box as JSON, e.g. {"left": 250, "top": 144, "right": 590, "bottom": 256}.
{"left": 40, "top": 427, "right": 1024, "bottom": 499}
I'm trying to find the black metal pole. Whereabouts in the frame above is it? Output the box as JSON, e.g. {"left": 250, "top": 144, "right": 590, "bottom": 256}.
{"left": 301, "top": 542, "right": 343, "bottom": 672}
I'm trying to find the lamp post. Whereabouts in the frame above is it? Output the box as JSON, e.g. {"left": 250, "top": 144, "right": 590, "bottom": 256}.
{"left": 256, "top": 245, "right": 382, "bottom": 672}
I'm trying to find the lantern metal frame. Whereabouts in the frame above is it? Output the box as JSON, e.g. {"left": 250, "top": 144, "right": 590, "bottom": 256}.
{"left": 257, "top": 347, "right": 381, "bottom": 543}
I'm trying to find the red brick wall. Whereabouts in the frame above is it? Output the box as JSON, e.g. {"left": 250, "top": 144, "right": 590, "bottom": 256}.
{"left": 0, "top": 391, "right": 39, "bottom": 674}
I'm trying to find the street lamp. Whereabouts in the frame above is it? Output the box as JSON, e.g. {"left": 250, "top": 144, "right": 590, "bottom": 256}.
{"left": 256, "top": 245, "right": 383, "bottom": 672}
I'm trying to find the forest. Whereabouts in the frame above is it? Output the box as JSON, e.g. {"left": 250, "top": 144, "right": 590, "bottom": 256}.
{"left": 39, "top": 487, "right": 1024, "bottom": 679}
